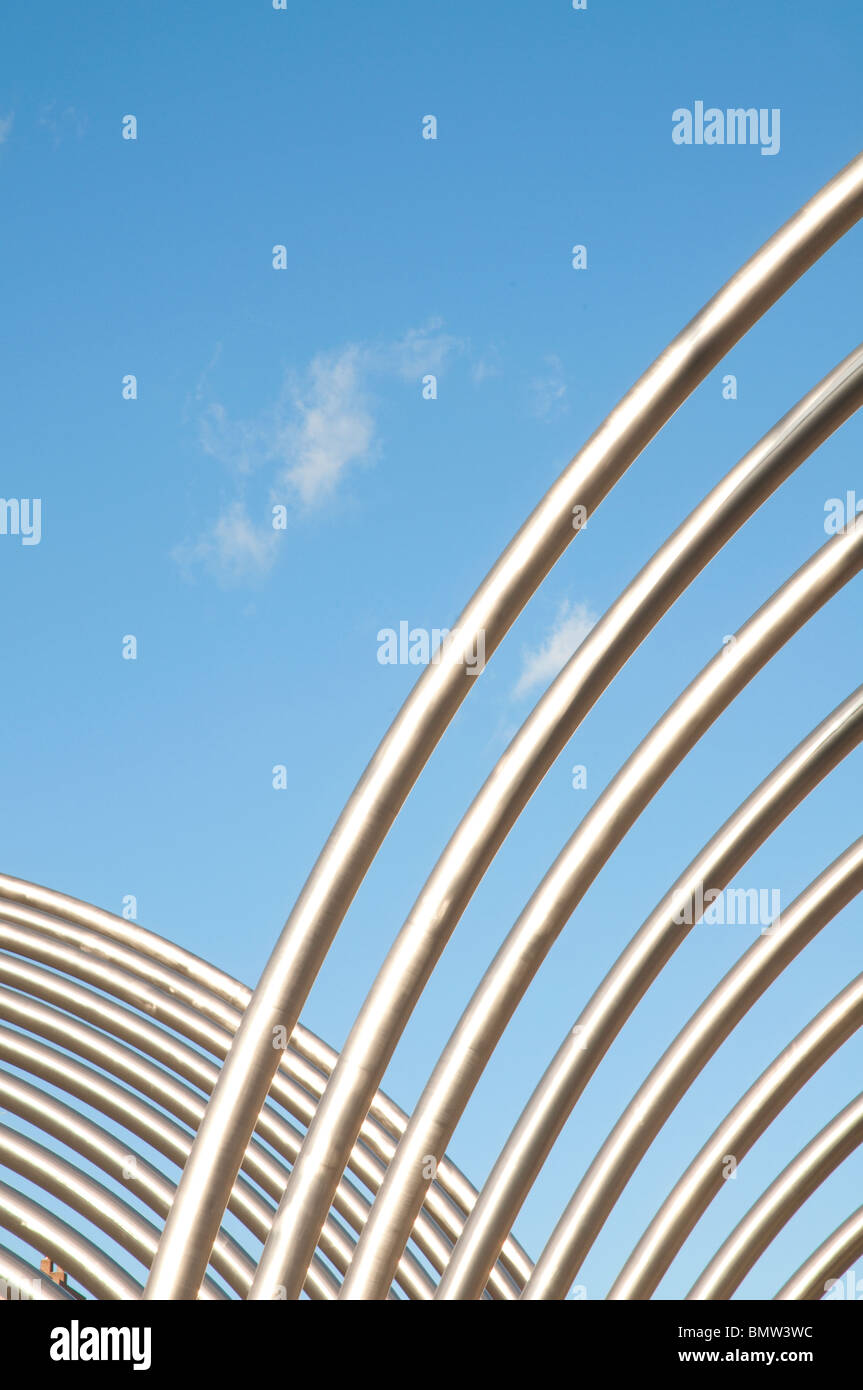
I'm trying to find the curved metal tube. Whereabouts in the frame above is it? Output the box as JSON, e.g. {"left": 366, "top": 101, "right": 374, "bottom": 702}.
{"left": 0, "top": 1122, "right": 227, "bottom": 1299}
{"left": 0, "top": 1025, "right": 340, "bottom": 1301}
{"left": 0, "top": 1244, "right": 75, "bottom": 1301}
{"left": 609, "top": 978, "right": 863, "bottom": 1297}
{"left": 0, "top": 944, "right": 439, "bottom": 1299}
{"left": 0, "top": 988, "right": 391, "bottom": 1299}
{"left": 0, "top": 1181, "right": 142, "bottom": 1300}
{"left": 523, "top": 837, "right": 863, "bottom": 1298}
{"left": 0, "top": 873, "right": 531, "bottom": 1292}
{"left": 436, "top": 686, "right": 863, "bottom": 1297}
{"left": 775, "top": 1205, "right": 863, "bottom": 1299}
{"left": 148, "top": 151, "right": 863, "bottom": 1300}
{"left": 0, "top": 894, "right": 518, "bottom": 1298}
{"left": 0, "top": 1068, "right": 253, "bottom": 1298}
{"left": 0, "top": 931, "right": 443, "bottom": 1299}
{"left": 274, "top": 347, "right": 863, "bottom": 1302}
{"left": 339, "top": 517, "right": 863, "bottom": 1298}
{"left": 688, "top": 1090, "right": 863, "bottom": 1299}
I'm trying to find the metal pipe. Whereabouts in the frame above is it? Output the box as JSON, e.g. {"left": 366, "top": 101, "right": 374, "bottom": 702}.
{"left": 0, "top": 884, "right": 528, "bottom": 1291}
{"left": 0, "top": 1244, "right": 75, "bottom": 1301}
{"left": 0, "top": 896, "right": 515, "bottom": 1297}
{"left": 0, "top": 947, "right": 440, "bottom": 1298}
{"left": 148, "top": 150, "right": 863, "bottom": 1300}
{"left": 0, "top": 938, "right": 435, "bottom": 1299}
{"left": 0, "top": 1068, "right": 252, "bottom": 1298}
{"left": 0, "top": 1026, "right": 340, "bottom": 1300}
{"left": 688, "top": 1090, "right": 863, "bottom": 1299}
{"left": 0, "top": 987, "right": 383, "bottom": 1297}
{"left": 437, "top": 686, "right": 863, "bottom": 1297}
{"left": 0, "top": 873, "right": 531, "bottom": 1293}
{"left": 775, "top": 1205, "right": 863, "bottom": 1299}
{"left": 609, "top": 981, "right": 863, "bottom": 1297}
{"left": 524, "top": 838, "right": 863, "bottom": 1298}
{"left": 340, "top": 518, "right": 863, "bottom": 1299}
{"left": 0, "top": 1181, "right": 142, "bottom": 1300}
{"left": 275, "top": 350, "right": 863, "bottom": 1301}
{"left": 0, "top": 1122, "right": 227, "bottom": 1299}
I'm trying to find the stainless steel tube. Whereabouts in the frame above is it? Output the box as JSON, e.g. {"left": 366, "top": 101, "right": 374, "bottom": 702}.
{"left": 0, "top": 988, "right": 380, "bottom": 1296}
{"left": 524, "top": 839, "right": 863, "bottom": 1298}
{"left": 0, "top": 1244, "right": 75, "bottom": 1301}
{"left": 0, "top": 1122, "right": 227, "bottom": 1299}
{"left": 340, "top": 520, "right": 863, "bottom": 1299}
{"left": 610, "top": 980, "right": 863, "bottom": 1297}
{"left": 688, "top": 1090, "right": 863, "bottom": 1299}
{"left": 0, "top": 949, "right": 436, "bottom": 1299}
{"left": 260, "top": 347, "right": 863, "bottom": 1301}
{"left": 0, "top": 1181, "right": 142, "bottom": 1301}
{"left": 0, "top": 869, "right": 529, "bottom": 1292}
{"left": 0, "top": 893, "right": 517, "bottom": 1296}
{"left": 438, "top": 686, "right": 863, "bottom": 1298}
{"left": 0, "top": 1025, "right": 340, "bottom": 1300}
{"left": 149, "top": 151, "right": 863, "bottom": 1300}
{"left": 775, "top": 1205, "right": 863, "bottom": 1299}
{"left": 0, "top": 1068, "right": 251, "bottom": 1298}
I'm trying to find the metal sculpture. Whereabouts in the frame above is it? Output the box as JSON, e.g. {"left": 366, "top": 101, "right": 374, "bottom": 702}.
{"left": 2, "top": 152, "right": 862, "bottom": 1302}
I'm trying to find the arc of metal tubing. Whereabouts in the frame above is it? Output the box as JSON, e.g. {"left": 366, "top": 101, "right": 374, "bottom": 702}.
{"left": 609, "top": 977, "right": 863, "bottom": 1298}
{"left": 0, "top": 956, "right": 436, "bottom": 1302}
{"left": 0, "top": 933, "right": 453, "bottom": 1301}
{"left": 437, "top": 686, "right": 863, "bottom": 1298}
{"left": 688, "top": 1090, "right": 863, "bottom": 1300}
{"left": 0, "top": 999, "right": 400, "bottom": 1303}
{"left": 148, "top": 151, "right": 863, "bottom": 1301}
{"left": 0, "top": 1068, "right": 254, "bottom": 1298}
{"left": 0, "top": 869, "right": 524, "bottom": 1294}
{"left": 0, "top": 1245, "right": 75, "bottom": 1301}
{"left": 338, "top": 515, "right": 863, "bottom": 1299}
{"left": 524, "top": 837, "right": 863, "bottom": 1299}
{"left": 775, "top": 1204, "right": 863, "bottom": 1299}
{"left": 0, "top": 1181, "right": 142, "bottom": 1300}
{"left": 0, "top": 894, "right": 521, "bottom": 1299}
{"left": 0, "top": 1026, "right": 340, "bottom": 1301}
{"left": 266, "top": 350, "right": 863, "bottom": 1301}
{"left": 0, "top": 1122, "right": 227, "bottom": 1299}
{"left": 0, "top": 947, "right": 423, "bottom": 1283}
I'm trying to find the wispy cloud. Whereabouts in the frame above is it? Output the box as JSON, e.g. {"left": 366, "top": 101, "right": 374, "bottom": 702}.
{"left": 378, "top": 319, "right": 464, "bottom": 380}
{"left": 0, "top": 113, "right": 13, "bottom": 146}
{"left": 199, "top": 401, "right": 266, "bottom": 477}
{"left": 529, "top": 353, "right": 568, "bottom": 420}
{"left": 174, "top": 501, "right": 280, "bottom": 584}
{"left": 471, "top": 351, "right": 501, "bottom": 386}
{"left": 276, "top": 345, "right": 376, "bottom": 505}
{"left": 180, "top": 322, "right": 463, "bottom": 582}
{"left": 513, "top": 599, "right": 596, "bottom": 698}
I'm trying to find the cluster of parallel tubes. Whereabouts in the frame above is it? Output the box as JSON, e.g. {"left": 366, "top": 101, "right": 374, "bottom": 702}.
{"left": 0, "top": 874, "right": 531, "bottom": 1300}
{"left": 4, "top": 150, "right": 863, "bottom": 1301}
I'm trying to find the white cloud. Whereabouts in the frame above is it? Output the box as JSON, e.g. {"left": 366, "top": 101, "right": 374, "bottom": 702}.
{"left": 529, "top": 354, "right": 567, "bottom": 420}
{"left": 514, "top": 599, "right": 596, "bottom": 698}
{"left": 276, "top": 345, "right": 376, "bottom": 505}
{"left": 196, "top": 344, "right": 377, "bottom": 504}
{"left": 377, "top": 318, "right": 464, "bottom": 380}
{"left": 181, "top": 322, "right": 464, "bottom": 582}
{"left": 472, "top": 355, "right": 500, "bottom": 385}
{"left": 0, "top": 113, "right": 13, "bottom": 145}
{"left": 196, "top": 324, "right": 463, "bottom": 502}
{"left": 174, "top": 501, "right": 280, "bottom": 584}
{"left": 199, "top": 401, "right": 265, "bottom": 476}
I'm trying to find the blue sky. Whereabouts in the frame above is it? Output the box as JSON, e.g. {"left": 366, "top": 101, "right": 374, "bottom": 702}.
{"left": 1, "top": 0, "right": 862, "bottom": 1299}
